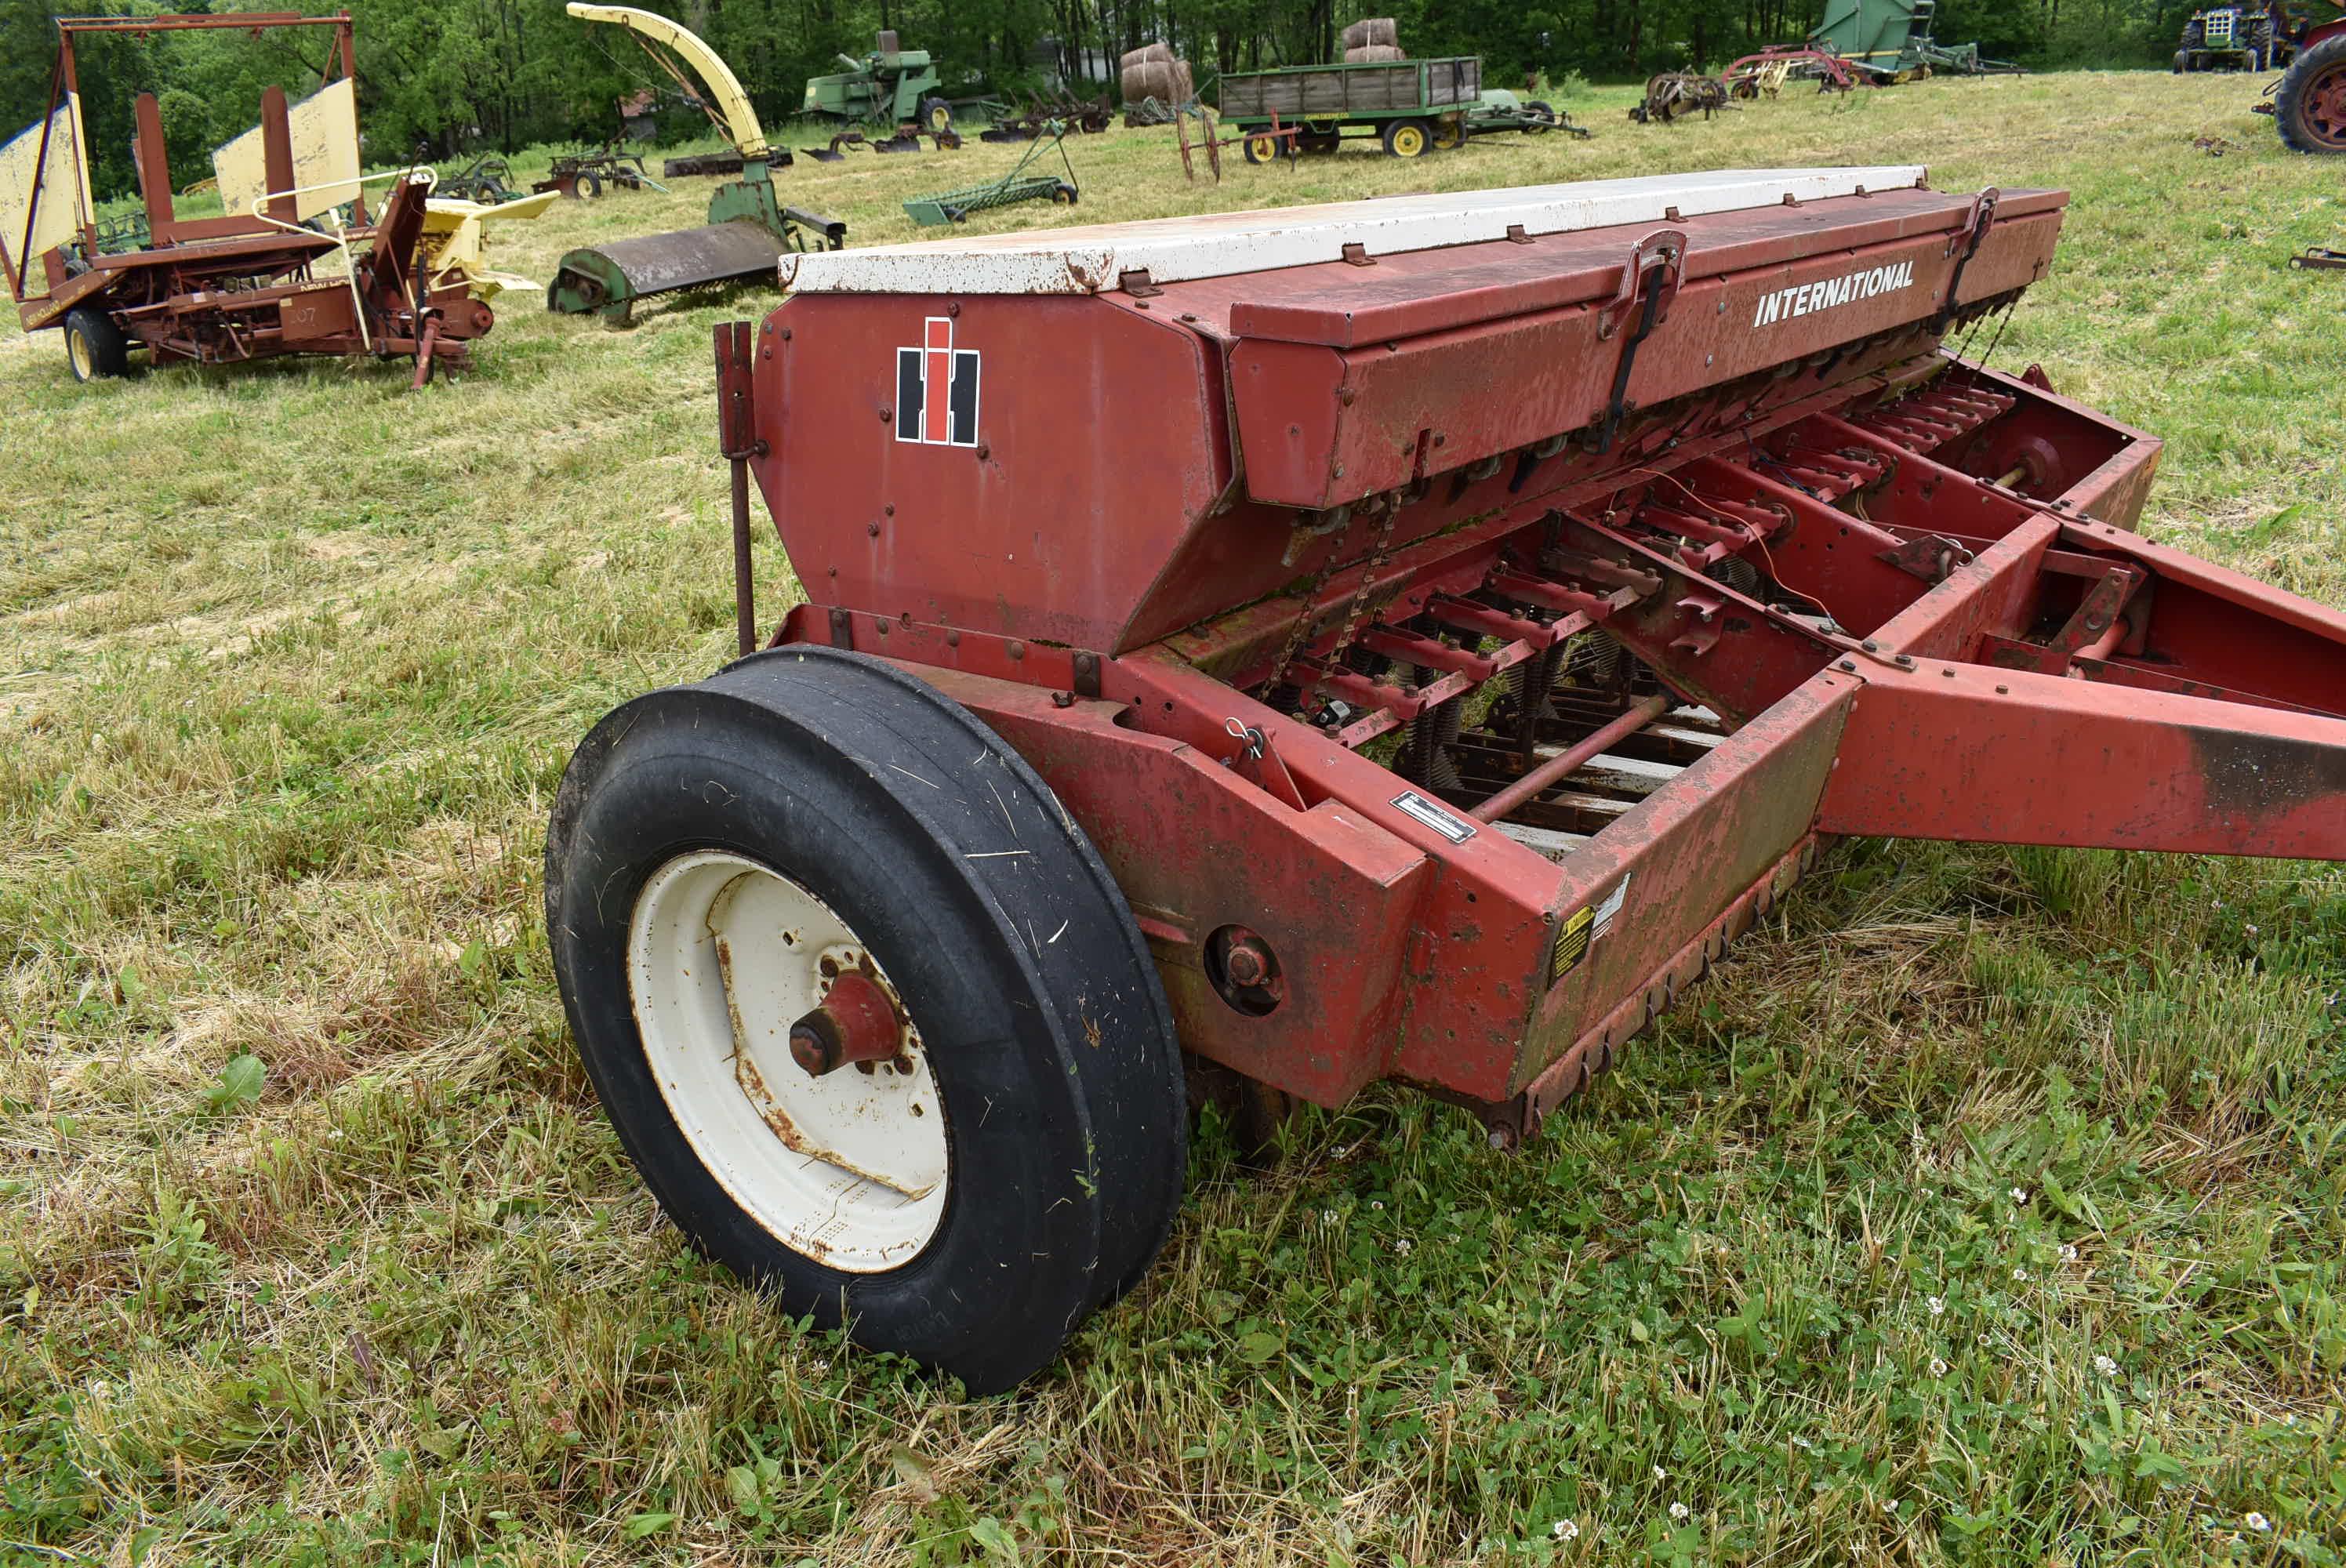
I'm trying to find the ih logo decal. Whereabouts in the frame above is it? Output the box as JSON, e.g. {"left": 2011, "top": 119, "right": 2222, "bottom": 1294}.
{"left": 895, "top": 316, "right": 980, "bottom": 447}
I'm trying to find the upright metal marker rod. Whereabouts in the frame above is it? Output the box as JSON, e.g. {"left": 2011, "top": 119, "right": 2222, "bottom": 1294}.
{"left": 714, "top": 321, "right": 766, "bottom": 656}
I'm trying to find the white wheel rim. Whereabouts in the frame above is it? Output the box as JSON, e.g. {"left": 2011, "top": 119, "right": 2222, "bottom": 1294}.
{"left": 628, "top": 851, "right": 950, "bottom": 1272}
{"left": 69, "top": 331, "right": 92, "bottom": 379}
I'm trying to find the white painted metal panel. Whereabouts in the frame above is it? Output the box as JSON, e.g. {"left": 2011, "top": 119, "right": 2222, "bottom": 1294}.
{"left": 212, "top": 78, "right": 362, "bottom": 223}
{"left": 782, "top": 166, "right": 1929, "bottom": 296}
{"left": 0, "top": 98, "right": 95, "bottom": 292}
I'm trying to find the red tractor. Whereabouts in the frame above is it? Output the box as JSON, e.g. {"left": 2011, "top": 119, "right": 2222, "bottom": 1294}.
{"left": 2272, "top": 0, "right": 2346, "bottom": 151}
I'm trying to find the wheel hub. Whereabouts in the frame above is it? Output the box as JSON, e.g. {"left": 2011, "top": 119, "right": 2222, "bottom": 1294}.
{"left": 2311, "top": 66, "right": 2346, "bottom": 144}
{"left": 628, "top": 851, "right": 949, "bottom": 1271}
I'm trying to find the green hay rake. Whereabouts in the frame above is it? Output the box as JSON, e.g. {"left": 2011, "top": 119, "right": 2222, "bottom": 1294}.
{"left": 902, "top": 123, "right": 1078, "bottom": 226}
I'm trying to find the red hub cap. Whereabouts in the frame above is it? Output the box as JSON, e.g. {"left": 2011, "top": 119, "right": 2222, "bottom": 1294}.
{"left": 789, "top": 970, "right": 906, "bottom": 1076}
{"left": 2307, "top": 64, "right": 2346, "bottom": 148}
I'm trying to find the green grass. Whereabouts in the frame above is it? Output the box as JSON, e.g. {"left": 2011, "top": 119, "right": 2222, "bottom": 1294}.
{"left": 5, "top": 71, "right": 2346, "bottom": 1566}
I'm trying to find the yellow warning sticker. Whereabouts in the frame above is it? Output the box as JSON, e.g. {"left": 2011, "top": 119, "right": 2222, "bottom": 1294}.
{"left": 1549, "top": 905, "right": 1596, "bottom": 983}
{"left": 1549, "top": 873, "right": 1632, "bottom": 985}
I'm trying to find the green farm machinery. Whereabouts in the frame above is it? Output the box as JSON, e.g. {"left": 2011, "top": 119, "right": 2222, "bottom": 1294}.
{"left": 803, "top": 31, "right": 958, "bottom": 144}
{"left": 902, "top": 125, "right": 1078, "bottom": 225}
{"left": 1469, "top": 88, "right": 1589, "bottom": 137}
{"left": 1808, "top": 0, "right": 2021, "bottom": 82}
{"left": 548, "top": 5, "right": 844, "bottom": 325}
{"left": 2175, "top": 4, "right": 2289, "bottom": 71}
{"left": 1218, "top": 56, "right": 1484, "bottom": 157}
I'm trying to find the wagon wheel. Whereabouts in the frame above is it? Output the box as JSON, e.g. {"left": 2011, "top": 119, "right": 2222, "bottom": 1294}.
{"left": 1524, "top": 99, "right": 1558, "bottom": 131}
{"left": 1241, "top": 131, "right": 1284, "bottom": 164}
{"left": 1382, "top": 118, "right": 1430, "bottom": 157}
{"left": 1431, "top": 115, "right": 1465, "bottom": 150}
{"left": 921, "top": 95, "right": 955, "bottom": 136}
{"left": 62, "top": 307, "right": 128, "bottom": 382}
{"left": 574, "top": 169, "right": 604, "bottom": 200}
{"left": 2277, "top": 34, "right": 2346, "bottom": 151}
{"left": 1051, "top": 181, "right": 1079, "bottom": 204}
{"left": 546, "top": 649, "right": 1188, "bottom": 1392}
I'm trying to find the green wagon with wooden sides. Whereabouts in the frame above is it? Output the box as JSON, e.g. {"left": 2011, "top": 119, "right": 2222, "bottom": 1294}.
{"left": 1216, "top": 56, "right": 1484, "bottom": 159}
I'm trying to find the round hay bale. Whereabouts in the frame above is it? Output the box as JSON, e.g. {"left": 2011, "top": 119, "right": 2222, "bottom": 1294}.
{"left": 1121, "top": 59, "right": 1191, "bottom": 103}
{"left": 1344, "top": 43, "right": 1407, "bottom": 62}
{"left": 1339, "top": 17, "right": 1399, "bottom": 50}
{"left": 1120, "top": 42, "right": 1175, "bottom": 70}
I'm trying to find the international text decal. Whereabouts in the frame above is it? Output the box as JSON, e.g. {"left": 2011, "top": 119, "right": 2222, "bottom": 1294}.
{"left": 1752, "top": 260, "right": 1915, "bottom": 328}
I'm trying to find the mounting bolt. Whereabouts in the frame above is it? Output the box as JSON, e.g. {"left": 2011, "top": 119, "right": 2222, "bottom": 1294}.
{"left": 1222, "top": 935, "right": 1274, "bottom": 988}
{"left": 1051, "top": 690, "right": 1075, "bottom": 708}
{"left": 1839, "top": 660, "right": 1858, "bottom": 672}
{"left": 866, "top": 521, "right": 881, "bottom": 536}
{"left": 878, "top": 407, "right": 892, "bottom": 423}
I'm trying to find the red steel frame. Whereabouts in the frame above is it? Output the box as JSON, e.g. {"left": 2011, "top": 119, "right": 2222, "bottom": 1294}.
{"left": 7, "top": 14, "right": 490, "bottom": 380}
{"left": 719, "top": 179, "right": 2346, "bottom": 1142}
{"left": 1719, "top": 46, "right": 1867, "bottom": 94}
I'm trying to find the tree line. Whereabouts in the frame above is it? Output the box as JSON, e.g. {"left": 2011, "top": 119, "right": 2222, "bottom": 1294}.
{"left": 4, "top": 0, "right": 2208, "bottom": 202}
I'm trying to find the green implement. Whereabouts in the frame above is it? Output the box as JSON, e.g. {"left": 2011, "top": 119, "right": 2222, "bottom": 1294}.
{"left": 548, "top": 5, "right": 847, "bottom": 324}
{"left": 1469, "top": 88, "right": 1590, "bottom": 138}
{"left": 1216, "top": 56, "right": 1482, "bottom": 157}
{"left": 803, "top": 30, "right": 956, "bottom": 137}
{"left": 902, "top": 125, "right": 1078, "bottom": 226}
{"left": 1809, "top": 0, "right": 2023, "bottom": 79}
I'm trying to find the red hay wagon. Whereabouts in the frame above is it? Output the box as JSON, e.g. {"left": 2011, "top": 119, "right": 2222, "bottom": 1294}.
{"left": 543, "top": 169, "right": 2346, "bottom": 1390}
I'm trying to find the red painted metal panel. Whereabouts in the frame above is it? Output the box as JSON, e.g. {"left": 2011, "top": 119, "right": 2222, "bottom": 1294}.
{"left": 1223, "top": 187, "right": 2063, "bottom": 348}
{"left": 910, "top": 663, "right": 1439, "bottom": 1105}
{"left": 1433, "top": 679, "right": 1852, "bottom": 1100}
{"left": 1229, "top": 207, "right": 2067, "bottom": 511}
{"left": 1820, "top": 663, "right": 2346, "bottom": 856}
{"left": 757, "top": 294, "right": 1233, "bottom": 652}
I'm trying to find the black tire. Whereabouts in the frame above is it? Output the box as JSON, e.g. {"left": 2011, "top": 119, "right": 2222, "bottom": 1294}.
{"left": 1240, "top": 131, "right": 1279, "bottom": 164}
{"left": 921, "top": 96, "right": 954, "bottom": 136}
{"left": 62, "top": 307, "right": 127, "bottom": 382}
{"left": 1050, "top": 181, "right": 1078, "bottom": 204}
{"left": 545, "top": 648, "right": 1187, "bottom": 1392}
{"left": 1525, "top": 99, "right": 1556, "bottom": 132}
{"left": 574, "top": 169, "right": 603, "bottom": 200}
{"left": 2174, "top": 49, "right": 2191, "bottom": 71}
{"left": 2279, "top": 34, "right": 2346, "bottom": 151}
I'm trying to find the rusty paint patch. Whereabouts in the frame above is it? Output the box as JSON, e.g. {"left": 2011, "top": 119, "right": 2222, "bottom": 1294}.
{"left": 2188, "top": 724, "right": 2346, "bottom": 823}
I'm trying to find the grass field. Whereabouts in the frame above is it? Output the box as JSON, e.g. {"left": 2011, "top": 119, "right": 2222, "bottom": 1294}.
{"left": 5, "top": 68, "right": 2346, "bottom": 1566}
